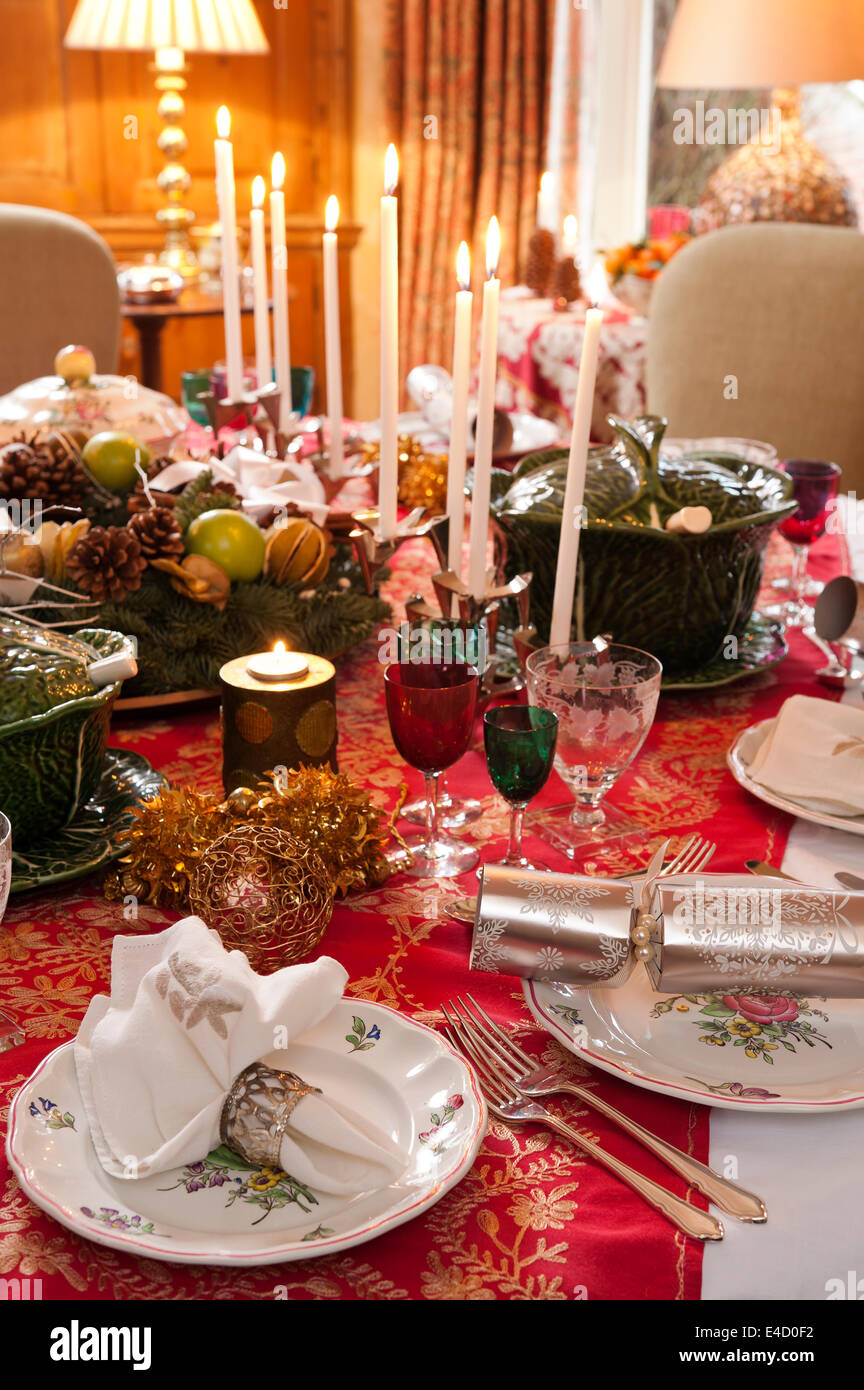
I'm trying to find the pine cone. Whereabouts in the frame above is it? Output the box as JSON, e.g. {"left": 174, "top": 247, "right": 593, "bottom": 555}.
{"left": 127, "top": 454, "right": 179, "bottom": 514}
{"left": 0, "top": 430, "right": 87, "bottom": 507}
{"left": 0, "top": 440, "right": 42, "bottom": 502}
{"left": 66, "top": 524, "right": 146, "bottom": 601}
{"left": 128, "top": 505, "right": 184, "bottom": 563}
{"left": 525, "top": 228, "right": 556, "bottom": 296}
{"left": 553, "top": 256, "right": 581, "bottom": 305}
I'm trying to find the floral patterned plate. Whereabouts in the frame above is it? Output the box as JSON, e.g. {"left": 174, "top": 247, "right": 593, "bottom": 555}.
{"left": 5, "top": 1000, "right": 486, "bottom": 1265}
{"left": 524, "top": 968, "right": 864, "bottom": 1113}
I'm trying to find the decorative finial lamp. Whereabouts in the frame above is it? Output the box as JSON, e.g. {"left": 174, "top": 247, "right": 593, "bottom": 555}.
{"left": 658, "top": 0, "right": 864, "bottom": 228}
{"left": 64, "top": 0, "right": 269, "bottom": 280}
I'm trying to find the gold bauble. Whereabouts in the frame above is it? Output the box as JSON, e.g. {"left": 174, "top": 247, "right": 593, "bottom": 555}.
{"left": 188, "top": 824, "right": 335, "bottom": 972}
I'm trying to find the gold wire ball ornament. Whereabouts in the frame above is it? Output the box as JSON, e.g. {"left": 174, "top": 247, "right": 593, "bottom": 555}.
{"left": 188, "top": 824, "right": 335, "bottom": 972}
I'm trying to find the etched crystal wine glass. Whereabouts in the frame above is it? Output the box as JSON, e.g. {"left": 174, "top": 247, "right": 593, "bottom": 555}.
{"left": 525, "top": 642, "right": 662, "bottom": 857}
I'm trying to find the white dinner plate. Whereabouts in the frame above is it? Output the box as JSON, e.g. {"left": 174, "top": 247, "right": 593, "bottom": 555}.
{"left": 6, "top": 999, "right": 486, "bottom": 1266}
{"left": 727, "top": 718, "right": 864, "bottom": 838}
{"left": 361, "top": 410, "right": 561, "bottom": 460}
{"left": 524, "top": 970, "right": 864, "bottom": 1113}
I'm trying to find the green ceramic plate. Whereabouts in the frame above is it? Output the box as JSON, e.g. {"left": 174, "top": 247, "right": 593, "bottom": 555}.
{"left": 10, "top": 748, "right": 167, "bottom": 894}
{"left": 661, "top": 611, "right": 787, "bottom": 691}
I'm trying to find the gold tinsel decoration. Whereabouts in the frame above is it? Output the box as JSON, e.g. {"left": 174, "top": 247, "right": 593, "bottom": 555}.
{"left": 359, "top": 434, "right": 449, "bottom": 514}
{"left": 188, "top": 825, "right": 333, "bottom": 971}
{"left": 105, "top": 765, "right": 398, "bottom": 912}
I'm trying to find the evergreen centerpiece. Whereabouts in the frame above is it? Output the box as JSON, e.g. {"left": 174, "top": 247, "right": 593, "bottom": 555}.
{"left": 0, "top": 416, "right": 387, "bottom": 699}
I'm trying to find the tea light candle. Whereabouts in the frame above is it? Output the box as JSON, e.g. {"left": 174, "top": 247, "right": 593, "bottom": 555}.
{"left": 246, "top": 641, "right": 309, "bottom": 683}
{"left": 220, "top": 649, "right": 338, "bottom": 791}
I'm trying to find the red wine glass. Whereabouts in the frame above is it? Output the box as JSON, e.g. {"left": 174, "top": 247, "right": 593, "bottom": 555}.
{"left": 768, "top": 459, "right": 841, "bottom": 627}
{"left": 384, "top": 661, "right": 479, "bottom": 877}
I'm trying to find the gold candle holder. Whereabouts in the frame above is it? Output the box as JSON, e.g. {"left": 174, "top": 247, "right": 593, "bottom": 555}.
{"left": 219, "top": 648, "right": 337, "bottom": 793}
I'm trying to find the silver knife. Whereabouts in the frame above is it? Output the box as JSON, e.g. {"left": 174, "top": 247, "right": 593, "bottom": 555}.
{"left": 835, "top": 871, "right": 864, "bottom": 892}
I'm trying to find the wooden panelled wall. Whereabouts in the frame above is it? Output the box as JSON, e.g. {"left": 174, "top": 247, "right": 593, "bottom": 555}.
{"left": 0, "top": 0, "right": 357, "bottom": 411}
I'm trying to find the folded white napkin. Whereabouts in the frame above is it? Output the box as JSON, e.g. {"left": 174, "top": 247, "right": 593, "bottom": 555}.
{"left": 74, "top": 918, "right": 408, "bottom": 1193}
{"left": 151, "top": 447, "right": 328, "bottom": 524}
{"left": 747, "top": 694, "right": 864, "bottom": 818}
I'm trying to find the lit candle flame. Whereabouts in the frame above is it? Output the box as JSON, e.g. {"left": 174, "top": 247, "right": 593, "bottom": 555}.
{"left": 251, "top": 176, "right": 265, "bottom": 209}
{"left": 384, "top": 143, "right": 399, "bottom": 196}
{"left": 273, "top": 640, "right": 287, "bottom": 662}
{"left": 271, "top": 152, "right": 285, "bottom": 190}
{"left": 539, "top": 170, "right": 552, "bottom": 195}
{"left": 325, "top": 195, "right": 339, "bottom": 232}
{"left": 485, "top": 216, "right": 500, "bottom": 280}
{"left": 456, "top": 240, "right": 471, "bottom": 291}
{"left": 216, "top": 105, "right": 231, "bottom": 140}
{"left": 563, "top": 213, "right": 578, "bottom": 245}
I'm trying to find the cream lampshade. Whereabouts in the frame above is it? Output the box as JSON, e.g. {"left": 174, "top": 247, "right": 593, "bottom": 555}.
{"left": 657, "top": 0, "right": 864, "bottom": 228}
{"left": 65, "top": 0, "right": 269, "bottom": 279}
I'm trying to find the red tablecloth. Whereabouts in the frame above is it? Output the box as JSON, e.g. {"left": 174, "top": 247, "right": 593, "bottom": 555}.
{"left": 0, "top": 526, "right": 846, "bottom": 1301}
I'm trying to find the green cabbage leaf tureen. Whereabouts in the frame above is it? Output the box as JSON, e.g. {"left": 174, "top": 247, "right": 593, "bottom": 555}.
{"left": 0, "top": 619, "right": 134, "bottom": 846}
{"left": 494, "top": 415, "right": 796, "bottom": 678}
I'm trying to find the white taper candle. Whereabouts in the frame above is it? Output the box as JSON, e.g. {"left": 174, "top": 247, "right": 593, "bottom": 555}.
{"left": 467, "top": 217, "right": 501, "bottom": 602}
{"left": 446, "top": 241, "right": 473, "bottom": 587}
{"left": 378, "top": 143, "right": 400, "bottom": 541}
{"left": 270, "top": 152, "right": 292, "bottom": 432}
{"left": 214, "top": 106, "right": 244, "bottom": 401}
{"left": 548, "top": 302, "right": 603, "bottom": 648}
{"left": 249, "top": 176, "right": 272, "bottom": 390}
{"left": 323, "top": 195, "right": 344, "bottom": 478}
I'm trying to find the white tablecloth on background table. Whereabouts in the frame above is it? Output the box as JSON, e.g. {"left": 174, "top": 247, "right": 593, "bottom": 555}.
{"left": 704, "top": 495, "right": 864, "bottom": 1301}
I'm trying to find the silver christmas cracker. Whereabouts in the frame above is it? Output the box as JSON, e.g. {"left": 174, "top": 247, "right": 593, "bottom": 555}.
{"left": 472, "top": 866, "right": 864, "bottom": 997}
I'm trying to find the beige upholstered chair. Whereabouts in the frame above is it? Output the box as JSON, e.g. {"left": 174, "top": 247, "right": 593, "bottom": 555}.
{"left": 646, "top": 223, "right": 864, "bottom": 491}
{"left": 0, "top": 204, "right": 120, "bottom": 394}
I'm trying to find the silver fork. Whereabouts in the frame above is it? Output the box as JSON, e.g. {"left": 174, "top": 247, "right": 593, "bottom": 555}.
{"left": 449, "top": 994, "right": 766, "bottom": 1223}
{"left": 442, "top": 1003, "right": 724, "bottom": 1242}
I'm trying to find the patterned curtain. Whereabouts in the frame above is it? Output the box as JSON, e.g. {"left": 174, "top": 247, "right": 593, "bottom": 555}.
{"left": 383, "top": 0, "right": 579, "bottom": 383}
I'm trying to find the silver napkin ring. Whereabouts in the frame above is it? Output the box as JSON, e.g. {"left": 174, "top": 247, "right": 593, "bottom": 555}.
{"left": 219, "top": 1061, "right": 321, "bottom": 1169}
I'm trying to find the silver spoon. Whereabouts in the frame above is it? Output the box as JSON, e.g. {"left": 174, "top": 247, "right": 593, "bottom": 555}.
{"left": 803, "top": 627, "right": 863, "bottom": 690}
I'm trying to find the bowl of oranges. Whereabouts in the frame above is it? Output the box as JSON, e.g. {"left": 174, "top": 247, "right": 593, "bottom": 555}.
{"left": 604, "top": 232, "right": 691, "bottom": 316}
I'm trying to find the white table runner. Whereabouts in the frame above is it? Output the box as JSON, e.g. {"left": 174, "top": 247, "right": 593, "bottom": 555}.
{"left": 704, "top": 496, "right": 864, "bottom": 1301}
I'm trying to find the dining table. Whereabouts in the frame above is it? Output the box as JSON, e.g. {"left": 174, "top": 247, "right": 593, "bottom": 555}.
{"left": 1, "top": 496, "right": 862, "bottom": 1304}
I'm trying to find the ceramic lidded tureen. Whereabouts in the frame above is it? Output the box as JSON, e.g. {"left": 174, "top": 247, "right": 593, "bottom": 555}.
{"left": 494, "top": 415, "right": 796, "bottom": 678}
{"left": 0, "top": 618, "right": 135, "bottom": 846}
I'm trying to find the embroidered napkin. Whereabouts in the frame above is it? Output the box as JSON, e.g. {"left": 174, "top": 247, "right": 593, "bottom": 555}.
{"left": 74, "top": 918, "right": 408, "bottom": 1193}
{"left": 747, "top": 694, "right": 864, "bottom": 817}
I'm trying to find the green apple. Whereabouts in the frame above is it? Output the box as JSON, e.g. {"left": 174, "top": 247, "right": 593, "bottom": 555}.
{"left": 185, "top": 509, "right": 265, "bottom": 582}
{"left": 82, "top": 431, "right": 151, "bottom": 492}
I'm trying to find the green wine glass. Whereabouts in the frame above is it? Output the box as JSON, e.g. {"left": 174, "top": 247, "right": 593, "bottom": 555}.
{"left": 483, "top": 705, "right": 558, "bottom": 869}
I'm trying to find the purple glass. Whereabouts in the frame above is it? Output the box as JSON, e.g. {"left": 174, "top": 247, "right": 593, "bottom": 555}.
{"left": 771, "top": 460, "right": 841, "bottom": 628}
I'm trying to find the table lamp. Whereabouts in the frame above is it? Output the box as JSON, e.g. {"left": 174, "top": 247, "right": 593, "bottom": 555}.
{"left": 657, "top": 0, "right": 864, "bottom": 227}
{"left": 64, "top": 0, "right": 269, "bottom": 280}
